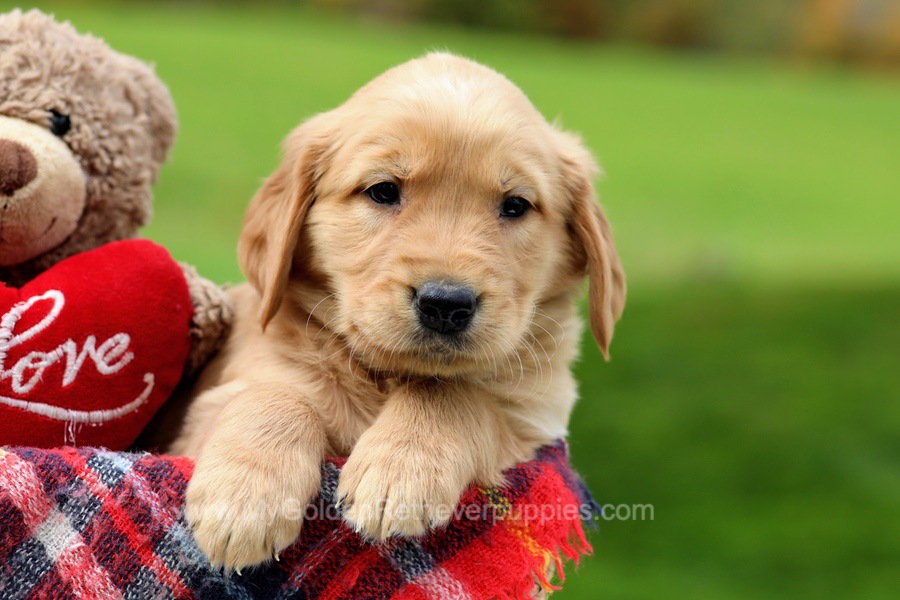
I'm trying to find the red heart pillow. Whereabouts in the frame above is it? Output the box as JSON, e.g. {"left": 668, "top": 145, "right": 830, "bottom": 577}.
{"left": 0, "top": 240, "right": 192, "bottom": 449}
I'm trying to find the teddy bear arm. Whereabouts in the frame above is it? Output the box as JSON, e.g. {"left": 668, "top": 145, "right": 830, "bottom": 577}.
{"left": 178, "top": 262, "right": 233, "bottom": 377}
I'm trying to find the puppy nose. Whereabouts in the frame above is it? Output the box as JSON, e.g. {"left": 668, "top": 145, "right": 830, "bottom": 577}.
{"left": 0, "top": 139, "right": 38, "bottom": 196}
{"left": 414, "top": 281, "right": 477, "bottom": 334}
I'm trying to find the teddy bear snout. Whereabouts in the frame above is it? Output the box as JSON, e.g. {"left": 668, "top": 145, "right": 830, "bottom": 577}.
{"left": 0, "top": 115, "right": 88, "bottom": 268}
{"left": 0, "top": 139, "right": 38, "bottom": 196}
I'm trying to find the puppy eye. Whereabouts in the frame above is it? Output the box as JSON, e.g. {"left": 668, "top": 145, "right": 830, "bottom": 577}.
{"left": 49, "top": 110, "right": 71, "bottom": 137}
{"left": 366, "top": 182, "right": 401, "bottom": 205}
{"left": 500, "top": 196, "right": 531, "bottom": 218}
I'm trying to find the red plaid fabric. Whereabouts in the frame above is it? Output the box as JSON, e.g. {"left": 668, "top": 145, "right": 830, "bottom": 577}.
{"left": 0, "top": 442, "right": 597, "bottom": 599}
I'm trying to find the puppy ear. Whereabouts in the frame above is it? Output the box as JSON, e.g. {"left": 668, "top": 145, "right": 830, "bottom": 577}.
{"left": 557, "top": 132, "right": 626, "bottom": 359}
{"left": 238, "top": 119, "right": 330, "bottom": 328}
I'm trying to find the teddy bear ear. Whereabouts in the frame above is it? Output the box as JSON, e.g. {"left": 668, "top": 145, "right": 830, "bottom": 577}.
{"left": 114, "top": 54, "right": 178, "bottom": 174}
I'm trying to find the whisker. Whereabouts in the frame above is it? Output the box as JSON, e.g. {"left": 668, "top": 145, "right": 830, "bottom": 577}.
{"left": 305, "top": 292, "right": 338, "bottom": 338}
{"left": 533, "top": 305, "right": 566, "bottom": 345}
{"left": 526, "top": 329, "right": 554, "bottom": 396}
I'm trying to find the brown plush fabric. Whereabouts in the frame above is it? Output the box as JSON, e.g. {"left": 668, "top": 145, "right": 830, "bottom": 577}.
{"left": 0, "top": 138, "right": 37, "bottom": 194}
{"left": 0, "top": 9, "right": 176, "bottom": 284}
{"left": 179, "top": 262, "right": 234, "bottom": 376}
{"left": 0, "top": 8, "right": 231, "bottom": 375}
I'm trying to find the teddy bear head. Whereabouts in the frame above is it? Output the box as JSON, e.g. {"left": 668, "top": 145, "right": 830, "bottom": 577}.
{"left": 0, "top": 9, "right": 176, "bottom": 284}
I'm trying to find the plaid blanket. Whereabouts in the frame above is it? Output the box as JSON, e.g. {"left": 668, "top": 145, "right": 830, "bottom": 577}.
{"left": 0, "top": 442, "right": 597, "bottom": 599}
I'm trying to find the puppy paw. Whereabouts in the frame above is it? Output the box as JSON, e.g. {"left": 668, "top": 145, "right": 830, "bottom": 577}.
{"left": 336, "top": 432, "right": 470, "bottom": 541}
{"left": 186, "top": 455, "right": 320, "bottom": 572}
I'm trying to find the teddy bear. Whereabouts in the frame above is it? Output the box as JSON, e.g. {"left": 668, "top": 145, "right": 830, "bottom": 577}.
{"left": 0, "top": 9, "right": 232, "bottom": 449}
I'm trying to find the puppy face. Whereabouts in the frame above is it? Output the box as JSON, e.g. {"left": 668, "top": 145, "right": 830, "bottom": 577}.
{"left": 240, "top": 53, "right": 624, "bottom": 376}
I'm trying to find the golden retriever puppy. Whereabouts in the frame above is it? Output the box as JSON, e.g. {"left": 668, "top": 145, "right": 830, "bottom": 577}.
{"left": 170, "top": 52, "right": 625, "bottom": 571}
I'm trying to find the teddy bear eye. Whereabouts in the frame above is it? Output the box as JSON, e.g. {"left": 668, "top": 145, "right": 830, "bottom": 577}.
{"left": 49, "top": 110, "right": 71, "bottom": 137}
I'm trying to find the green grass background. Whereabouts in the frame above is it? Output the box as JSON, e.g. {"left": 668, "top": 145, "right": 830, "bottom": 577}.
{"left": 20, "top": 2, "right": 900, "bottom": 598}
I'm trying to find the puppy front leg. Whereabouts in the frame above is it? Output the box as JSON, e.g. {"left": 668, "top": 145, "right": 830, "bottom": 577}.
{"left": 337, "top": 381, "right": 526, "bottom": 540}
{"left": 185, "top": 382, "right": 326, "bottom": 571}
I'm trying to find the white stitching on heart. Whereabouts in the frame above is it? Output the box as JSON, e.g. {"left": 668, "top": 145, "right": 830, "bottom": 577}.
{"left": 0, "top": 289, "right": 155, "bottom": 425}
{"left": 0, "top": 372, "right": 155, "bottom": 424}
{"left": 1, "top": 289, "right": 136, "bottom": 394}
{"left": 1, "top": 290, "right": 65, "bottom": 347}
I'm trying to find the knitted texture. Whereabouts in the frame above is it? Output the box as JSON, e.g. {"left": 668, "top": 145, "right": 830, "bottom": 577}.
{"left": 0, "top": 442, "right": 597, "bottom": 599}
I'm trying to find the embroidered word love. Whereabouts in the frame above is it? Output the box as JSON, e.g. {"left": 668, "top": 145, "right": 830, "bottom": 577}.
{"left": 0, "top": 290, "right": 134, "bottom": 395}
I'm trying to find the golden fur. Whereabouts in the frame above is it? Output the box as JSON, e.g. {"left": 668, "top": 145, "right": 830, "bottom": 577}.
{"left": 170, "top": 52, "right": 625, "bottom": 572}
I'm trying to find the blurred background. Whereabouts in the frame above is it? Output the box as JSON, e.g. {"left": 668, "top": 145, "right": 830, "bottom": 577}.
{"left": 17, "top": 1, "right": 899, "bottom": 598}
